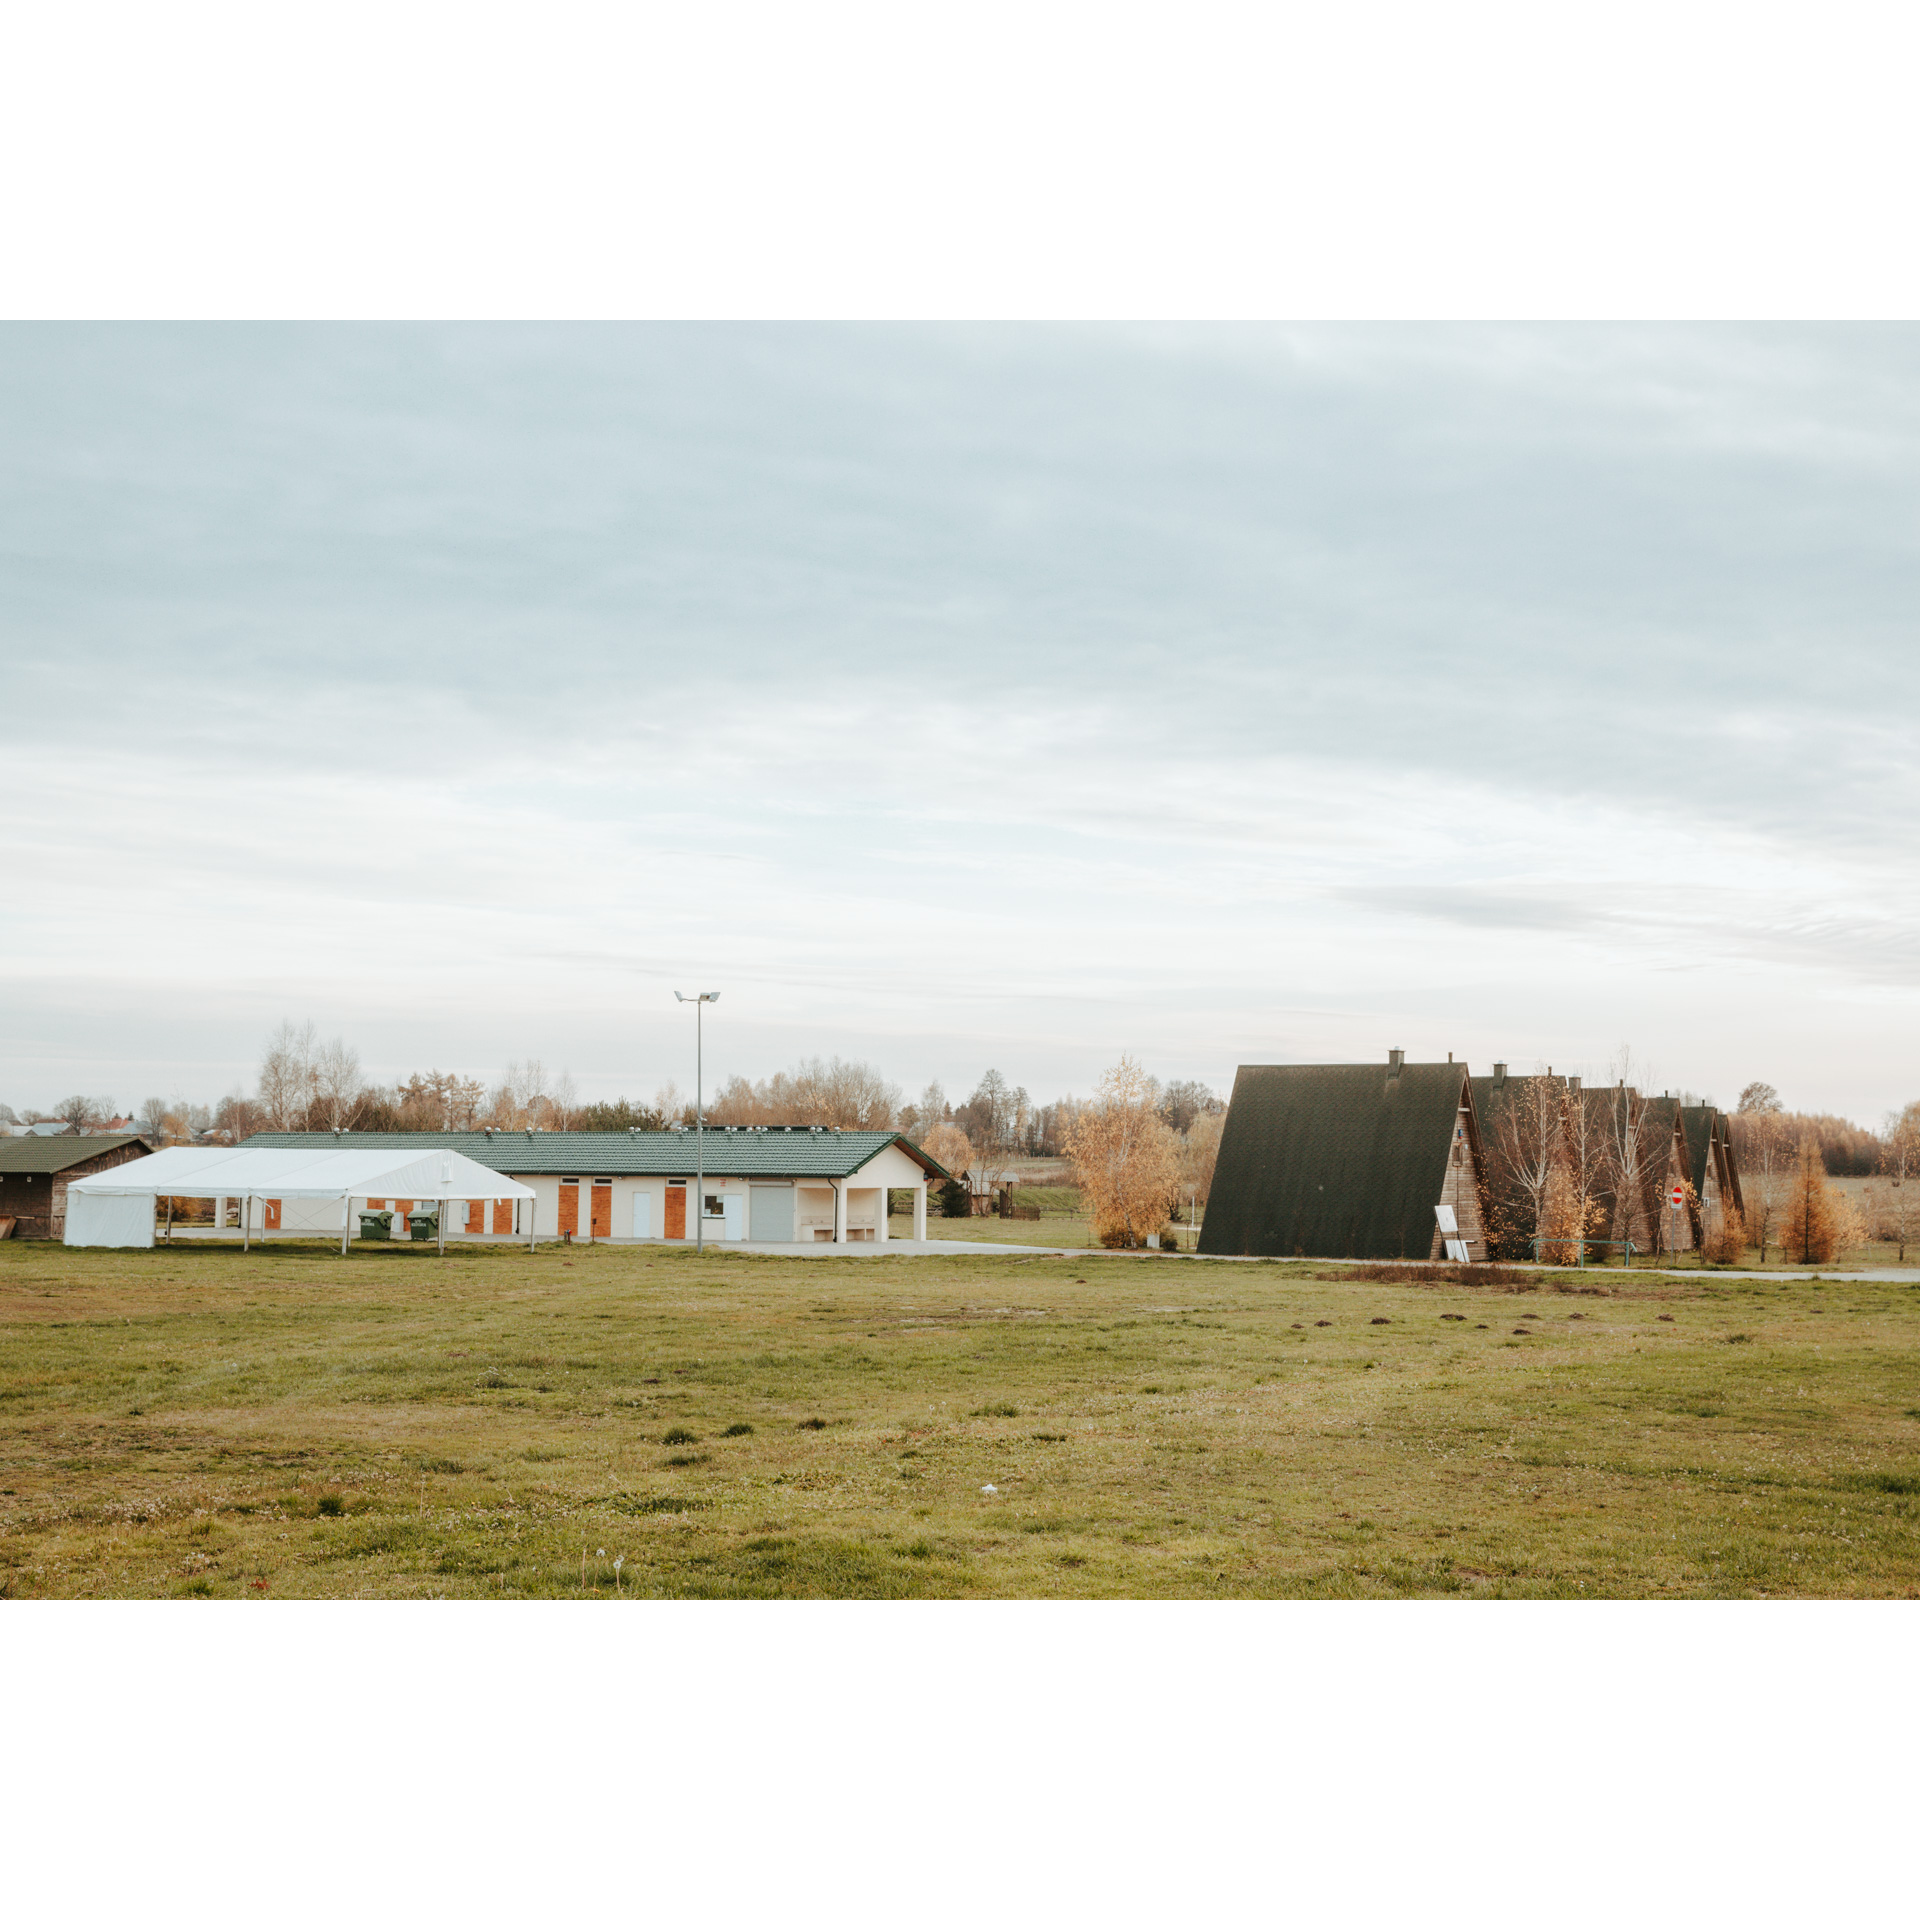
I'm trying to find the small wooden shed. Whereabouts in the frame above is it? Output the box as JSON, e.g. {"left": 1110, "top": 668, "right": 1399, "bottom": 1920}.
{"left": 0, "top": 1135, "right": 153, "bottom": 1240}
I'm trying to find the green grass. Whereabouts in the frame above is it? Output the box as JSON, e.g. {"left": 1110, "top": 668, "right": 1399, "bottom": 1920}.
{"left": 1, "top": 1237, "right": 1917, "bottom": 1598}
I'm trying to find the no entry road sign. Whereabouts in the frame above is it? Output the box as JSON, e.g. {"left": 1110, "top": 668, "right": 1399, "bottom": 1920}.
{"left": 1669, "top": 1184, "right": 1685, "bottom": 1209}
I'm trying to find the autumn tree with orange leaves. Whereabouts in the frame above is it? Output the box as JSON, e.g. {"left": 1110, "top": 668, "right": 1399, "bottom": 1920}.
{"left": 1065, "top": 1056, "right": 1183, "bottom": 1249}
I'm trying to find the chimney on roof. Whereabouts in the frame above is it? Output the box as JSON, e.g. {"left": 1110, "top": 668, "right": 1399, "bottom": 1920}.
{"left": 1493, "top": 1062, "right": 1507, "bottom": 1086}
{"left": 1568, "top": 1076, "right": 1581, "bottom": 1092}
{"left": 1388, "top": 1048, "right": 1404, "bottom": 1076}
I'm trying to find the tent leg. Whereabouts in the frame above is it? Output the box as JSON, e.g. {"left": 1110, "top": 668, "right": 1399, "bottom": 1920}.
{"left": 341, "top": 1194, "right": 352, "bottom": 1257}
{"left": 243, "top": 1195, "right": 251, "bottom": 1253}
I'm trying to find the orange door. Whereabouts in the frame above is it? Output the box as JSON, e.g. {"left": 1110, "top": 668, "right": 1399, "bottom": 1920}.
{"left": 264, "top": 1199, "right": 282, "bottom": 1230}
{"left": 591, "top": 1185, "right": 611, "bottom": 1237}
{"left": 665, "top": 1186, "right": 686, "bottom": 1240}
{"left": 558, "top": 1185, "right": 579, "bottom": 1236}
{"left": 492, "top": 1199, "right": 513, "bottom": 1234}
{"left": 466, "top": 1201, "right": 484, "bottom": 1233}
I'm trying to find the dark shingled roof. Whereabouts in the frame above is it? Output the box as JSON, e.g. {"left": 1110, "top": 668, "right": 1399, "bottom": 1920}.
{"left": 0, "top": 1136, "right": 154, "bottom": 1175}
{"left": 1680, "top": 1105, "right": 1714, "bottom": 1193}
{"left": 1197, "top": 1062, "right": 1471, "bottom": 1260}
{"left": 239, "top": 1127, "right": 951, "bottom": 1182}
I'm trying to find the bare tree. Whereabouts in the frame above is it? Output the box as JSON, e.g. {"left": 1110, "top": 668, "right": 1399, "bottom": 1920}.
{"left": 953, "top": 1069, "right": 1032, "bottom": 1194}
{"left": 1485, "top": 1070, "right": 1564, "bottom": 1257}
{"left": 257, "top": 1020, "right": 319, "bottom": 1131}
{"left": 484, "top": 1060, "right": 553, "bottom": 1130}
{"left": 311, "top": 1038, "right": 364, "bottom": 1130}
{"left": 1599, "top": 1046, "right": 1664, "bottom": 1259}
{"left": 138, "top": 1096, "right": 171, "bottom": 1147}
{"left": 704, "top": 1057, "right": 900, "bottom": 1131}
{"left": 1734, "top": 1082, "right": 1790, "bottom": 1262}
{"left": 1877, "top": 1100, "right": 1920, "bottom": 1263}
{"left": 1554, "top": 1080, "right": 1612, "bottom": 1265}
{"left": 214, "top": 1091, "right": 265, "bottom": 1140}
{"left": 1158, "top": 1079, "right": 1223, "bottom": 1134}
{"left": 1177, "top": 1107, "right": 1224, "bottom": 1217}
{"left": 53, "top": 1094, "right": 110, "bottom": 1132}
{"left": 898, "top": 1081, "right": 948, "bottom": 1145}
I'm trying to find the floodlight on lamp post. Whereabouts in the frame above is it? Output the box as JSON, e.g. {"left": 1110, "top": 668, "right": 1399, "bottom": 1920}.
{"left": 674, "top": 992, "right": 720, "bottom": 1250}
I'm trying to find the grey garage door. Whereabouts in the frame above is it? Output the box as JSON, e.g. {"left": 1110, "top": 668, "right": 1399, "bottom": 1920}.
{"left": 749, "top": 1183, "right": 795, "bottom": 1243}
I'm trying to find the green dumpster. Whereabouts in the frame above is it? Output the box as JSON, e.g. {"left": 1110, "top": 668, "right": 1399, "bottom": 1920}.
{"left": 358, "top": 1211, "right": 393, "bottom": 1241}
{"left": 408, "top": 1211, "right": 439, "bottom": 1242}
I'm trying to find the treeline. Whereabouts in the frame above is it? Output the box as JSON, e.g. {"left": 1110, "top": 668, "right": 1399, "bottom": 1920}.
{"left": 1727, "top": 1093, "right": 1881, "bottom": 1177}
{"left": 101, "top": 1021, "right": 1229, "bottom": 1172}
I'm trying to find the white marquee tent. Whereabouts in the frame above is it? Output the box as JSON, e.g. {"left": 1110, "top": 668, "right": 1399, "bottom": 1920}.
{"left": 62, "top": 1146, "right": 538, "bottom": 1253}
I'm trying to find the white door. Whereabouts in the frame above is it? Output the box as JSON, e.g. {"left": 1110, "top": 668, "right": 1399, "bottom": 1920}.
{"left": 723, "top": 1192, "right": 745, "bottom": 1241}
{"left": 633, "top": 1192, "right": 653, "bottom": 1239}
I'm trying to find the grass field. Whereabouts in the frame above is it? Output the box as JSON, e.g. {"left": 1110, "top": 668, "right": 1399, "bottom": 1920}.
{"left": 3, "top": 1237, "right": 1918, "bottom": 1599}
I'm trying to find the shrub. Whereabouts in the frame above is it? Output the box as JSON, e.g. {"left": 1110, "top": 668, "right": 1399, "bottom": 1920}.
{"left": 1701, "top": 1206, "right": 1746, "bottom": 1266}
{"left": 661, "top": 1426, "right": 698, "bottom": 1445}
{"left": 722, "top": 1422, "right": 754, "bottom": 1437}
{"left": 316, "top": 1493, "right": 345, "bottom": 1517}
{"left": 938, "top": 1179, "right": 971, "bottom": 1219}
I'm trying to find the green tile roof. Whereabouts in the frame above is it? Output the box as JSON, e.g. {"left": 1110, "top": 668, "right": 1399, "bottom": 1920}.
{"left": 239, "top": 1127, "right": 951, "bottom": 1182}
{"left": 1197, "top": 1062, "right": 1470, "bottom": 1260}
{"left": 0, "top": 1136, "right": 155, "bottom": 1175}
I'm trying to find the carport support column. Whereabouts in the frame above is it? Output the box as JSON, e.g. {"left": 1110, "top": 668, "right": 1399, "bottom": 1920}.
{"left": 913, "top": 1180, "right": 927, "bottom": 1241}
{"left": 833, "top": 1180, "right": 847, "bottom": 1244}
{"left": 875, "top": 1187, "right": 888, "bottom": 1244}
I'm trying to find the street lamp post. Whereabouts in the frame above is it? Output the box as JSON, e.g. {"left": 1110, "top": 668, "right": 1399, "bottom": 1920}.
{"left": 674, "top": 991, "right": 720, "bottom": 1250}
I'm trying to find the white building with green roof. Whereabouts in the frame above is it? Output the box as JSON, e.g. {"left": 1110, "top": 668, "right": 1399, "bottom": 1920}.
{"left": 238, "top": 1126, "right": 952, "bottom": 1245}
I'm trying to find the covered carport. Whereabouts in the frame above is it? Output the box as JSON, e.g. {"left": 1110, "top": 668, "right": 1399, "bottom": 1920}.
{"left": 61, "top": 1146, "right": 537, "bottom": 1254}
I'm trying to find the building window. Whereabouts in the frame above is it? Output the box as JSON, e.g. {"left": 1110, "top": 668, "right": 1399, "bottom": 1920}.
{"left": 703, "top": 1194, "right": 725, "bottom": 1218}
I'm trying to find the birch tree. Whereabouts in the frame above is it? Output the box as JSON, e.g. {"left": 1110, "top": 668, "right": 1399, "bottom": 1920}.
{"left": 1734, "top": 1083, "right": 1790, "bottom": 1262}
{"left": 1065, "top": 1056, "right": 1183, "bottom": 1249}
{"left": 1879, "top": 1100, "right": 1920, "bottom": 1263}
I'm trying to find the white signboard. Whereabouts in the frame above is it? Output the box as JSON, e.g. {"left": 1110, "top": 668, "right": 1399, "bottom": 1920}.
{"left": 1434, "top": 1204, "right": 1459, "bottom": 1233}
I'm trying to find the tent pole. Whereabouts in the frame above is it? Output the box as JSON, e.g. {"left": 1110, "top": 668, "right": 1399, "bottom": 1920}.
{"left": 341, "top": 1192, "right": 352, "bottom": 1257}
{"left": 243, "top": 1193, "right": 251, "bottom": 1253}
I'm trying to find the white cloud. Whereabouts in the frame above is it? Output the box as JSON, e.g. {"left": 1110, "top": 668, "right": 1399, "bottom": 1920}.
{"left": 4, "top": 325, "right": 1917, "bottom": 1118}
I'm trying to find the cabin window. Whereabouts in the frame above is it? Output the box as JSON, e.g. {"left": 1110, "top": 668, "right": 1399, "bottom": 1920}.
{"left": 703, "top": 1193, "right": 726, "bottom": 1218}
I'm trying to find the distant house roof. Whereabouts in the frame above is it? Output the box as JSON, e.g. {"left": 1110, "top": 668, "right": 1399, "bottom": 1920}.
{"left": 239, "top": 1126, "right": 953, "bottom": 1182}
{"left": 1198, "top": 1061, "right": 1471, "bottom": 1260}
{"left": 0, "top": 1136, "right": 155, "bottom": 1175}
{"left": 1680, "top": 1103, "right": 1717, "bottom": 1194}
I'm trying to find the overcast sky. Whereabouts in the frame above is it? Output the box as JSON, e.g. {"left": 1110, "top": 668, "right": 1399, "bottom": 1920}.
{"left": 3, "top": 324, "right": 1916, "bottom": 1121}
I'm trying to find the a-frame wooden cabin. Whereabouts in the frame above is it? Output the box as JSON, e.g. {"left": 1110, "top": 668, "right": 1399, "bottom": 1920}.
{"left": 1198, "top": 1052, "right": 1487, "bottom": 1261}
{"left": 1679, "top": 1102, "right": 1744, "bottom": 1245}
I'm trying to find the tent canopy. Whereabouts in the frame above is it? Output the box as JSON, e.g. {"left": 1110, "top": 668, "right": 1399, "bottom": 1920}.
{"left": 65, "top": 1146, "right": 536, "bottom": 1203}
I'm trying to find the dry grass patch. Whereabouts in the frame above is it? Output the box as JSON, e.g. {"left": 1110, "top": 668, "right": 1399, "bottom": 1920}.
{"left": 0, "top": 1239, "right": 1917, "bottom": 1597}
